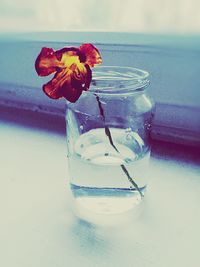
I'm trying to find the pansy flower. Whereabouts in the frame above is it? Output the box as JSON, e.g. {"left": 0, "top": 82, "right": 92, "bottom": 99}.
{"left": 35, "top": 43, "right": 102, "bottom": 102}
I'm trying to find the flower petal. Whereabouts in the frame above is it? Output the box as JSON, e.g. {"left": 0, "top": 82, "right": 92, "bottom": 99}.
{"left": 43, "top": 63, "right": 92, "bottom": 102}
{"left": 55, "top": 47, "right": 80, "bottom": 61}
{"left": 79, "top": 43, "right": 102, "bottom": 67}
{"left": 35, "top": 47, "right": 64, "bottom": 76}
{"left": 35, "top": 44, "right": 101, "bottom": 102}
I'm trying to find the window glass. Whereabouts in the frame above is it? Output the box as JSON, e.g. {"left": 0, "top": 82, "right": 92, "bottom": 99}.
{"left": 0, "top": 0, "right": 199, "bottom": 33}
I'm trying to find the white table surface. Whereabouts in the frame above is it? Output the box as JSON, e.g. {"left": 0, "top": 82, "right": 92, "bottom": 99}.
{"left": 0, "top": 121, "right": 200, "bottom": 267}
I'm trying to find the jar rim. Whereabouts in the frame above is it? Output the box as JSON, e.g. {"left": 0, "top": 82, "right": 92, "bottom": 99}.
{"left": 90, "top": 66, "right": 150, "bottom": 95}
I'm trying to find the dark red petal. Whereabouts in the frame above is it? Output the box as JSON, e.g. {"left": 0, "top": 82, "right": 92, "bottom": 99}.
{"left": 79, "top": 43, "right": 102, "bottom": 67}
{"left": 35, "top": 47, "right": 64, "bottom": 77}
{"left": 55, "top": 47, "right": 80, "bottom": 61}
{"left": 83, "top": 64, "right": 92, "bottom": 91}
{"left": 60, "top": 82, "right": 83, "bottom": 103}
{"left": 42, "top": 64, "right": 92, "bottom": 102}
{"left": 42, "top": 68, "right": 69, "bottom": 99}
{"left": 43, "top": 82, "right": 63, "bottom": 99}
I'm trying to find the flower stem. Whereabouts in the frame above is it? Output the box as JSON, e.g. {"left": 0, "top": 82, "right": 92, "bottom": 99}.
{"left": 95, "top": 95, "right": 143, "bottom": 198}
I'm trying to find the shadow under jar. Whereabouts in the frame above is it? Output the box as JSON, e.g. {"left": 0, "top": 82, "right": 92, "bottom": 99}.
{"left": 66, "top": 66, "right": 154, "bottom": 218}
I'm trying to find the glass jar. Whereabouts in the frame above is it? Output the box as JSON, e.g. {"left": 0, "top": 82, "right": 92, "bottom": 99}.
{"left": 66, "top": 66, "right": 154, "bottom": 220}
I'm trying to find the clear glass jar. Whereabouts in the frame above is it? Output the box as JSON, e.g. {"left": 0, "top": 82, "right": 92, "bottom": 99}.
{"left": 66, "top": 66, "right": 154, "bottom": 219}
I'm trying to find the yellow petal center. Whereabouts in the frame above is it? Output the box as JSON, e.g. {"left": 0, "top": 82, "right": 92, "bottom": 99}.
{"left": 61, "top": 54, "right": 84, "bottom": 72}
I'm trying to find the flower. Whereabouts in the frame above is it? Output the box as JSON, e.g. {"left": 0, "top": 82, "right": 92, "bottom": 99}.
{"left": 35, "top": 43, "right": 102, "bottom": 103}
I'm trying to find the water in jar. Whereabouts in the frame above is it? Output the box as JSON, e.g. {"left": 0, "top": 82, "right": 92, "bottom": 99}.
{"left": 68, "top": 127, "right": 150, "bottom": 215}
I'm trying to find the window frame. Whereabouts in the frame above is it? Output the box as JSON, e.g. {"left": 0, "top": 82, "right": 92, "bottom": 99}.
{"left": 0, "top": 32, "right": 199, "bottom": 147}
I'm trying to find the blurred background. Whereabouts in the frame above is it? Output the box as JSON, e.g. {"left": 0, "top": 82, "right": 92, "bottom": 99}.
{"left": 0, "top": 0, "right": 199, "bottom": 34}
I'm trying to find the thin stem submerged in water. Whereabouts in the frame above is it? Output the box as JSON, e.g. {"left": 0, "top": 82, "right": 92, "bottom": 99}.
{"left": 95, "top": 94, "right": 143, "bottom": 198}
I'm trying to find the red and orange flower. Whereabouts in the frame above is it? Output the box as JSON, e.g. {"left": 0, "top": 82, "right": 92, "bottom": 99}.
{"left": 35, "top": 43, "right": 102, "bottom": 102}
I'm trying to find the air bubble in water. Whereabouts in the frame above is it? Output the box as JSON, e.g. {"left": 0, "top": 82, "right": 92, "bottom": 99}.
{"left": 125, "top": 128, "right": 132, "bottom": 133}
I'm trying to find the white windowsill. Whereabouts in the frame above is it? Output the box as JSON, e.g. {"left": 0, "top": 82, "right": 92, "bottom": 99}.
{"left": 0, "top": 121, "right": 199, "bottom": 267}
